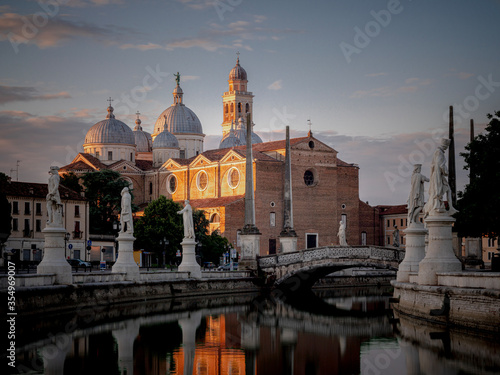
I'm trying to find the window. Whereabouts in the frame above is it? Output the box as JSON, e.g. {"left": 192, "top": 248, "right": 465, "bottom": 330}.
{"left": 24, "top": 219, "right": 30, "bottom": 236}
{"left": 304, "top": 170, "right": 315, "bottom": 186}
{"left": 12, "top": 201, "right": 19, "bottom": 215}
{"left": 73, "top": 205, "right": 79, "bottom": 217}
{"left": 167, "top": 175, "right": 177, "bottom": 194}
{"left": 393, "top": 219, "right": 396, "bottom": 226}
{"left": 225, "top": 104, "right": 228, "bottom": 114}
{"left": 36, "top": 203, "right": 42, "bottom": 215}
{"left": 12, "top": 218, "right": 18, "bottom": 231}
{"left": 238, "top": 102, "right": 241, "bottom": 113}
{"left": 130, "top": 153, "right": 133, "bottom": 161}
{"left": 74, "top": 221, "right": 81, "bottom": 239}
{"left": 149, "top": 182, "right": 153, "bottom": 195}
{"left": 23, "top": 249, "right": 30, "bottom": 261}
{"left": 180, "top": 150, "right": 186, "bottom": 159}
{"left": 246, "top": 103, "right": 250, "bottom": 113}
{"left": 308, "top": 140, "right": 315, "bottom": 149}
{"left": 108, "top": 151, "right": 113, "bottom": 160}
{"left": 341, "top": 214, "right": 347, "bottom": 227}
{"left": 401, "top": 218, "right": 404, "bottom": 227}
{"left": 270, "top": 212, "right": 276, "bottom": 227}
{"left": 36, "top": 219, "right": 41, "bottom": 232}
{"left": 387, "top": 219, "right": 390, "bottom": 228}
{"left": 227, "top": 168, "right": 240, "bottom": 189}
{"left": 210, "top": 214, "right": 220, "bottom": 223}
{"left": 96, "top": 151, "right": 100, "bottom": 158}
{"left": 196, "top": 171, "right": 208, "bottom": 191}
{"left": 269, "top": 239, "right": 276, "bottom": 255}
{"left": 387, "top": 236, "right": 391, "bottom": 245}
{"left": 306, "top": 233, "right": 318, "bottom": 249}
{"left": 24, "top": 202, "right": 30, "bottom": 215}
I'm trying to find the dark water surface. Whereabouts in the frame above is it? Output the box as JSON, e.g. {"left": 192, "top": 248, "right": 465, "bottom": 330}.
{"left": 10, "top": 286, "right": 500, "bottom": 374}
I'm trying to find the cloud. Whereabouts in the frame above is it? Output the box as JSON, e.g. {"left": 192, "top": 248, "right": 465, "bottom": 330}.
{"left": 254, "top": 15, "right": 267, "bottom": 23}
{"left": 63, "top": 0, "right": 125, "bottom": 7}
{"left": 350, "top": 78, "right": 432, "bottom": 98}
{"left": 448, "top": 69, "right": 474, "bottom": 80}
{"left": 173, "top": 0, "right": 215, "bottom": 10}
{"left": 267, "top": 80, "right": 283, "bottom": 91}
{"left": 0, "top": 85, "right": 71, "bottom": 104}
{"left": 0, "top": 111, "right": 92, "bottom": 183}
{"left": 0, "top": 12, "right": 136, "bottom": 50}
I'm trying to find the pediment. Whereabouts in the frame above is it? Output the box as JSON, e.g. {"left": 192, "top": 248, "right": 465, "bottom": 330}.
{"left": 109, "top": 160, "right": 144, "bottom": 173}
{"left": 189, "top": 154, "right": 213, "bottom": 168}
{"left": 161, "top": 159, "right": 183, "bottom": 171}
{"left": 220, "top": 149, "right": 245, "bottom": 163}
{"left": 292, "top": 137, "right": 337, "bottom": 154}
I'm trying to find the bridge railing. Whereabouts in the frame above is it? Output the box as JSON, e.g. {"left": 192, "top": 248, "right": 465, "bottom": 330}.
{"left": 258, "top": 246, "right": 405, "bottom": 268}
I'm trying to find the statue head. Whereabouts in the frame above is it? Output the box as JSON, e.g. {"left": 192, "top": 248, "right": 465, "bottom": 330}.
{"left": 440, "top": 138, "right": 451, "bottom": 150}
{"left": 413, "top": 164, "right": 422, "bottom": 173}
{"left": 49, "top": 166, "right": 59, "bottom": 175}
{"left": 121, "top": 187, "right": 129, "bottom": 195}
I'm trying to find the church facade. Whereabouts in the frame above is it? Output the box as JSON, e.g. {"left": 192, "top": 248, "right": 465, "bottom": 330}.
{"left": 60, "top": 57, "right": 381, "bottom": 255}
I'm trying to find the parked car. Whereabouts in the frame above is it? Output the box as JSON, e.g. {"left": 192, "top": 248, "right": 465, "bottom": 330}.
{"left": 203, "top": 262, "right": 216, "bottom": 269}
{"left": 217, "top": 262, "right": 238, "bottom": 271}
{"left": 67, "top": 259, "right": 91, "bottom": 269}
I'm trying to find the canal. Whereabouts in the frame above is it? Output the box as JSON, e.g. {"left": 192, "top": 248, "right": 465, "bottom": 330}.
{"left": 11, "top": 286, "right": 500, "bottom": 374}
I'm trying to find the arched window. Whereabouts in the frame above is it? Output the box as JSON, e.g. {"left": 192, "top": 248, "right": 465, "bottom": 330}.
{"left": 167, "top": 175, "right": 177, "bottom": 194}
{"left": 196, "top": 171, "right": 208, "bottom": 191}
{"left": 245, "top": 103, "right": 250, "bottom": 113}
{"left": 210, "top": 214, "right": 220, "bottom": 223}
{"left": 230, "top": 103, "right": 234, "bottom": 113}
{"left": 225, "top": 104, "right": 228, "bottom": 114}
{"left": 238, "top": 102, "right": 241, "bottom": 113}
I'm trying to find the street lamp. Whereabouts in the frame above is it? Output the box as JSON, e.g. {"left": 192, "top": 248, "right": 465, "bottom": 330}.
{"left": 161, "top": 237, "right": 169, "bottom": 268}
{"left": 64, "top": 232, "right": 70, "bottom": 259}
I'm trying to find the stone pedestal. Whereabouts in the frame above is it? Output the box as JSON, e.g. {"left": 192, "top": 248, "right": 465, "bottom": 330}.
{"left": 397, "top": 223, "right": 427, "bottom": 282}
{"left": 418, "top": 213, "right": 461, "bottom": 285}
{"left": 279, "top": 236, "right": 297, "bottom": 253}
{"left": 112, "top": 232, "right": 139, "bottom": 281}
{"left": 178, "top": 311, "right": 202, "bottom": 375}
{"left": 178, "top": 238, "right": 201, "bottom": 279}
{"left": 239, "top": 233, "right": 261, "bottom": 270}
{"left": 37, "top": 227, "right": 72, "bottom": 285}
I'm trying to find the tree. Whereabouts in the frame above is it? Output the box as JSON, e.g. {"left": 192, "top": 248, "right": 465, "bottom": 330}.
{"left": 455, "top": 111, "right": 500, "bottom": 239}
{"left": 0, "top": 172, "right": 12, "bottom": 249}
{"left": 60, "top": 172, "right": 82, "bottom": 194}
{"left": 134, "top": 196, "right": 228, "bottom": 265}
{"left": 81, "top": 170, "right": 132, "bottom": 234}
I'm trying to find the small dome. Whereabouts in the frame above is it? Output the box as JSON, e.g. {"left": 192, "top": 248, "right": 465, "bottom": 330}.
{"left": 229, "top": 57, "right": 247, "bottom": 81}
{"left": 219, "top": 131, "right": 243, "bottom": 149}
{"left": 85, "top": 105, "right": 135, "bottom": 145}
{"left": 233, "top": 117, "right": 262, "bottom": 145}
{"left": 173, "top": 85, "right": 183, "bottom": 95}
{"left": 133, "top": 113, "right": 152, "bottom": 152}
{"left": 153, "top": 130, "right": 179, "bottom": 149}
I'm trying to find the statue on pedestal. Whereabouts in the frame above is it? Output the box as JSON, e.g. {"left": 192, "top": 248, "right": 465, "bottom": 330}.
{"left": 424, "top": 139, "right": 458, "bottom": 216}
{"left": 337, "top": 220, "right": 348, "bottom": 246}
{"left": 407, "top": 164, "right": 429, "bottom": 224}
{"left": 393, "top": 226, "right": 400, "bottom": 247}
{"left": 119, "top": 187, "right": 133, "bottom": 234}
{"left": 177, "top": 200, "right": 195, "bottom": 239}
{"left": 46, "top": 166, "right": 63, "bottom": 227}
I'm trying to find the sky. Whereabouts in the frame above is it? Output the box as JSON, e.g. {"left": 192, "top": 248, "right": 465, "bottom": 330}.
{"left": 0, "top": 0, "right": 499, "bottom": 205}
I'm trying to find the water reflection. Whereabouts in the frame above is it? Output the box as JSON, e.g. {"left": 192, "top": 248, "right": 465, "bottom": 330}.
{"left": 13, "top": 287, "right": 499, "bottom": 374}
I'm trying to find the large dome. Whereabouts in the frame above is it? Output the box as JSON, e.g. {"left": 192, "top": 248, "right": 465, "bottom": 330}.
{"left": 85, "top": 106, "right": 135, "bottom": 145}
{"left": 155, "top": 105, "right": 203, "bottom": 135}
{"left": 133, "top": 117, "right": 152, "bottom": 152}
{"left": 229, "top": 57, "right": 247, "bottom": 81}
{"left": 154, "top": 83, "right": 203, "bottom": 135}
{"left": 219, "top": 130, "right": 243, "bottom": 149}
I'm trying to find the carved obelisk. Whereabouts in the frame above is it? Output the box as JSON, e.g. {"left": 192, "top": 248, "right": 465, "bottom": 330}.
{"left": 279, "top": 126, "right": 297, "bottom": 253}
{"left": 239, "top": 114, "right": 261, "bottom": 270}
{"left": 448, "top": 106, "right": 457, "bottom": 206}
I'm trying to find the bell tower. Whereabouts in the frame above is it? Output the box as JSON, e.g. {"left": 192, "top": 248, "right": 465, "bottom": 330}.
{"left": 222, "top": 53, "right": 254, "bottom": 138}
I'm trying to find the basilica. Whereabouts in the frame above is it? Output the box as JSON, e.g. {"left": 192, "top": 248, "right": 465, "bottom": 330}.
{"left": 60, "top": 57, "right": 381, "bottom": 254}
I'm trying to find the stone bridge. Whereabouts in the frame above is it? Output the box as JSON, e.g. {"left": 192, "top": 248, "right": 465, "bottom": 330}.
{"left": 258, "top": 246, "right": 405, "bottom": 290}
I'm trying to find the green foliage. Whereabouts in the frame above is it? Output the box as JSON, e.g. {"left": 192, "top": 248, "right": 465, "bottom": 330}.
{"left": 0, "top": 172, "right": 12, "bottom": 242}
{"left": 81, "top": 170, "right": 132, "bottom": 234}
{"left": 456, "top": 111, "right": 500, "bottom": 238}
{"left": 60, "top": 172, "right": 82, "bottom": 194}
{"left": 134, "top": 196, "right": 228, "bottom": 265}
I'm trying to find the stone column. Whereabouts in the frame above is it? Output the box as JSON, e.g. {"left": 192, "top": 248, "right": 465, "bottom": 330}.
{"left": 397, "top": 223, "right": 427, "bottom": 282}
{"left": 38, "top": 227, "right": 72, "bottom": 285}
{"left": 418, "top": 213, "right": 461, "bottom": 285}
{"left": 241, "top": 320, "right": 260, "bottom": 375}
{"left": 112, "top": 232, "right": 140, "bottom": 281}
{"left": 178, "top": 238, "right": 201, "bottom": 279}
{"left": 113, "top": 320, "right": 140, "bottom": 375}
{"left": 280, "top": 126, "right": 298, "bottom": 253}
{"left": 239, "top": 113, "right": 261, "bottom": 270}
{"left": 178, "top": 311, "right": 202, "bottom": 375}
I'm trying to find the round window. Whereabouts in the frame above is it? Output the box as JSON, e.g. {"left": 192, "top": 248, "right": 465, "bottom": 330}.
{"left": 167, "top": 175, "right": 177, "bottom": 194}
{"left": 227, "top": 168, "right": 240, "bottom": 189}
{"left": 309, "top": 140, "right": 315, "bottom": 149}
{"left": 304, "top": 170, "right": 315, "bottom": 186}
{"left": 341, "top": 204, "right": 346, "bottom": 209}
{"left": 197, "top": 171, "right": 208, "bottom": 191}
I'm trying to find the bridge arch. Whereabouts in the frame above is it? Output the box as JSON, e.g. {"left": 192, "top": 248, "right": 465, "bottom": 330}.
{"left": 258, "top": 246, "right": 404, "bottom": 292}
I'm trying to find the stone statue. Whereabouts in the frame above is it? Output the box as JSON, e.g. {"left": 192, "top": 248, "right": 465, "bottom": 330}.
{"left": 177, "top": 200, "right": 195, "bottom": 239}
{"left": 424, "top": 139, "right": 458, "bottom": 216}
{"left": 174, "top": 72, "right": 180, "bottom": 85}
{"left": 46, "top": 166, "right": 63, "bottom": 227}
{"left": 393, "top": 226, "right": 400, "bottom": 247}
{"left": 337, "top": 220, "right": 348, "bottom": 246}
{"left": 119, "top": 187, "right": 133, "bottom": 234}
{"left": 407, "top": 164, "right": 429, "bottom": 225}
